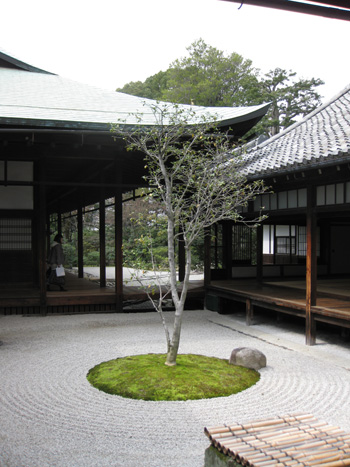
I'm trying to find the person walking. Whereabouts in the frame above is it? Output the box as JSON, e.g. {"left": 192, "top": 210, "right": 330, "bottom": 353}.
{"left": 47, "top": 234, "right": 66, "bottom": 291}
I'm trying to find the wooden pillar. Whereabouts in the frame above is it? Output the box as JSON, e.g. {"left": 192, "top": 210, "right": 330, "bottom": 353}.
{"left": 38, "top": 167, "right": 47, "bottom": 316}
{"left": 256, "top": 225, "right": 263, "bottom": 283}
{"left": 204, "top": 226, "right": 211, "bottom": 287}
{"left": 77, "top": 203, "right": 84, "bottom": 279}
{"left": 324, "top": 223, "right": 331, "bottom": 275}
{"left": 224, "top": 221, "right": 232, "bottom": 280}
{"left": 246, "top": 298, "right": 254, "bottom": 326}
{"left": 99, "top": 186, "right": 106, "bottom": 288}
{"left": 46, "top": 213, "right": 51, "bottom": 256}
{"left": 178, "top": 228, "right": 185, "bottom": 282}
{"left": 306, "top": 185, "right": 317, "bottom": 345}
{"left": 57, "top": 212, "right": 62, "bottom": 236}
{"left": 115, "top": 185, "right": 123, "bottom": 312}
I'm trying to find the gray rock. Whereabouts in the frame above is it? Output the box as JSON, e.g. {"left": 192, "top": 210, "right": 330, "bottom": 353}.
{"left": 229, "top": 347, "right": 266, "bottom": 370}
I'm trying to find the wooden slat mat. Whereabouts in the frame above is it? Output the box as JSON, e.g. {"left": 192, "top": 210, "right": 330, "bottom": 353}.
{"left": 204, "top": 413, "right": 350, "bottom": 466}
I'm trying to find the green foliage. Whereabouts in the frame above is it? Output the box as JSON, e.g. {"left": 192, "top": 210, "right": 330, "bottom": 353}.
{"left": 117, "top": 38, "right": 324, "bottom": 139}
{"left": 163, "top": 38, "right": 259, "bottom": 107}
{"left": 122, "top": 196, "right": 205, "bottom": 271}
{"left": 53, "top": 197, "right": 173, "bottom": 271}
{"left": 62, "top": 241, "right": 77, "bottom": 268}
{"left": 87, "top": 353, "right": 260, "bottom": 401}
{"left": 106, "top": 245, "right": 115, "bottom": 265}
{"left": 123, "top": 197, "right": 169, "bottom": 270}
{"left": 84, "top": 250, "right": 100, "bottom": 266}
{"left": 117, "top": 70, "right": 170, "bottom": 100}
{"left": 83, "top": 229, "right": 100, "bottom": 265}
{"left": 252, "top": 68, "right": 324, "bottom": 137}
{"left": 52, "top": 206, "right": 114, "bottom": 268}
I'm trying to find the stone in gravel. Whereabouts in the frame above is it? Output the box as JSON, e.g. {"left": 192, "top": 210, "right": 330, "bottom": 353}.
{"left": 229, "top": 347, "right": 266, "bottom": 370}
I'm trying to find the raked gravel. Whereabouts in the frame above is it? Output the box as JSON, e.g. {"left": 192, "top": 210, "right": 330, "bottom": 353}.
{"left": 1, "top": 309, "right": 350, "bottom": 467}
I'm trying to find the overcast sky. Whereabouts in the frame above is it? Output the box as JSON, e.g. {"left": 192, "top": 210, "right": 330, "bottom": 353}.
{"left": 1, "top": 0, "right": 349, "bottom": 103}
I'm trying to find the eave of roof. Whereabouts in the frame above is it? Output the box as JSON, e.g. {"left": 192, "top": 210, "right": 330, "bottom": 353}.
{"left": 0, "top": 52, "right": 269, "bottom": 135}
{"left": 237, "top": 83, "right": 350, "bottom": 180}
{"left": 0, "top": 49, "right": 53, "bottom": 74}
{"left": 221, "top": 0, "right": 350, "bottom": 22}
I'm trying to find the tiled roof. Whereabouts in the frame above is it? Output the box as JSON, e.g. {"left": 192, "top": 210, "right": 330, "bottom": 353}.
{"left": 0, "top": 52, "right": 269, "bottom": 131}
{"left": 239, "top": 84, "right": 350, "bottom": 179}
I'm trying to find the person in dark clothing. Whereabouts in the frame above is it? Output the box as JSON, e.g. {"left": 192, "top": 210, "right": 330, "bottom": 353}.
{"left": 47, "top": 234, "right": 66, "bottom": 291}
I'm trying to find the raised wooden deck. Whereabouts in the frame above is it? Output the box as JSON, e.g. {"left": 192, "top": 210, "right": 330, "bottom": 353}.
{"left": 0, "top": 272, "right": 204, "bottom": 315}
{"left": 206, "top": 277, "right": 350, "bottom": 341}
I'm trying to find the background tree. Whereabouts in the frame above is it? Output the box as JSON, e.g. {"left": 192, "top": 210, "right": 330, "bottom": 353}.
{"left": 117, "top": 70, "right": 169, "bottom": 101}
{"left": 123, "top": 195, "right": 205, "bottom": 271}
{"left": 123, "top": 196, "right": 169, "bottom": 270}
{"left": 113, "top": 102, "right": 267, "bottom": 366}
{"left": 117, "top": 39, "right": 324, "bottom": 138}
{"left": 161, "top": 39, "right": 259, "bottom": 106}
{"left": 253, "top": 68, "right": 324, "bottom": 137}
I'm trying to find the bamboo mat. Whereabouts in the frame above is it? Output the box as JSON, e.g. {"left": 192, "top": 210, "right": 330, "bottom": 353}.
{"left": 204, "top": 413, "right": 350, "bottom": 467}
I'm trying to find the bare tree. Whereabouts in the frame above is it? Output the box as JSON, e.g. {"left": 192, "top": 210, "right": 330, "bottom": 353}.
{"left": 113, "top": 102, "right": 267, "bottom": 366}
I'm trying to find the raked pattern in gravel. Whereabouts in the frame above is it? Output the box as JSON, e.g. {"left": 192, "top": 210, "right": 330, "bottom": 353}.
{"left": 1, "top": 309, "right": 350, "bottom": 467}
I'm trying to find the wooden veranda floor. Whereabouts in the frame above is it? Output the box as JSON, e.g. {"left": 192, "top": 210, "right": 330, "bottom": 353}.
{"left": 2, "top": 273, "right": 350, "bottom": 341}
{"left": 206, "top": 277, "right": 350, "bottom": 341}
{"left": 0, "top": 272, "right": 205, "bottom": 315}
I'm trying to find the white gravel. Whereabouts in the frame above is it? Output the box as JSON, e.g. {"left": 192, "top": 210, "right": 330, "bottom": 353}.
{"left": 78, "top": 266, "right": 204, "bottom": 286}
{"left": 1, "top": 308, "right": 350, "bottom": 467}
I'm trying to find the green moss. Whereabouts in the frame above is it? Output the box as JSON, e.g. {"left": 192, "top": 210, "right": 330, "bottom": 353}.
{"left": 87, "top": 353, "right": 260, "bottom": 401}
{"left": 204, "top": 446, "right": 242, "bottom": 466}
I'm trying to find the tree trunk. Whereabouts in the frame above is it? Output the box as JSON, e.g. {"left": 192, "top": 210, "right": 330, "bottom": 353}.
{"left": 165, "top": 243, "right": 191, "bottom": 366}
{"left": 165, "top": 304, "right": 184, "bottom": 366}
{"left": 270, "top": 103, "right": 280, "bottom": 136}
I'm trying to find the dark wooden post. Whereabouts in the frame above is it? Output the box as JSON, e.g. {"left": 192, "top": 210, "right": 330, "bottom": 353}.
{"left": 306, "top": 185, "right": 317, "bottom": 345}
{"left": 46, "top": 213, "right": 51, "bottom": 256}
{"left": 246, "top": 298, "right": 254, "bottom": 325}
{"left": 256, "top": 225, "right": 263, "bottom": 283}
{"left": 324, "top": 223, "right": 331, "bottom": 275}
{"left": 38, "top": 165, "right": 47, "bottom": 316}
{"left": 77, "top": 202, "right": 84, "bottom": 279}
{"left": 204, "top": 226, "right": 211, "bottom": 287}
{"left": 99, "top": 185, "right": 106, "bottom": 288}
{"left": 57, "top": 212, "right": 62, "bottom": 236}
{"left": 115, "top": 185, "right": 123, "bottom": 312}
{"left": 224, "top": 221, "right": 232, "bottom": 280}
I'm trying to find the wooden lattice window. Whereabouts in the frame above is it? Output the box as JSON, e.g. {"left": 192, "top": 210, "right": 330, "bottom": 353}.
{"left": 0, "top": 218, "right": 32, "bottom": 250}
{"left": 232, "top": 225, "right": 251, "bottom": 261}
{"left": 210, "top": 223, "right": 224, "bottom": 269}
{"left": 276, "top": 236, "right": 296, "bottom": 255}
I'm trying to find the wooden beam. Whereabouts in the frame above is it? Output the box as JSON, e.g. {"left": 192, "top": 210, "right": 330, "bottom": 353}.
{"left": 306, "top": 185, "right": 317, "bottom": 345}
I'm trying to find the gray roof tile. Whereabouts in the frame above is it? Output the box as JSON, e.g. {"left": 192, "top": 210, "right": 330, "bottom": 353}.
{"left": 0, "top": 66, "right": 269, "bottom": 131}
{"left": 240, "top": 84, "right": 350, "bottom": 178}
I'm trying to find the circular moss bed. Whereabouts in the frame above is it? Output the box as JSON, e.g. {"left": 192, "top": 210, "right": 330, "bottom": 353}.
{"left": 87, "top": 353, "right": 260, "bottom": 401}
